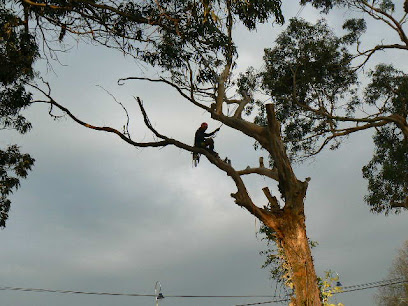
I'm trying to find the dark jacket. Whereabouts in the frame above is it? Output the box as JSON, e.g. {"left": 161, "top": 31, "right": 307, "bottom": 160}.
{"left": 194, "top": 127, "right": 216, "bottom": 147}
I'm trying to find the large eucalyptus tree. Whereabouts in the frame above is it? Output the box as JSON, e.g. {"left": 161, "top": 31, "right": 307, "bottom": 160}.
{"left": 2, "top": 1, "right": 407, "bottom": 305}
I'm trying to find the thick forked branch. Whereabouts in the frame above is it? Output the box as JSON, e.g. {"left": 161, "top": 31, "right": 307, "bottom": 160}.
{"left": 225, "top": 93, "right": 252, "bottom": 119}
{"left": 237, "top": 166, "right": 279, "bottom": 181}
{"left": 237, "top": 156, "right": 279, "bottom": 181}
{"left": 209, "top": 156, "right": 274, "bottom": 223}
{"left": 212, "top": 110, "right": 269, "bottom": 149}
{"left": 233, "top": 95, "right": 251, "bottom": 119}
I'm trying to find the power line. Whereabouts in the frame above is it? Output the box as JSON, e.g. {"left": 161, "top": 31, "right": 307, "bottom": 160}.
{"left": 1, "top": 277, "right": 406, "bottom": 305}
{"left": 0, "top": 286, "right": 155, "bottom": 297}
{"left": 236, "top": 278, "right": 408, "bottom": 306}
{"left": 340, "top": 278, "right": 408, "bottom": 294}
{"left": 295, "top": 5, "right": 305, "bottom": 18}
{"left": 0, "top": 286, "right": 281, "bottom": 299}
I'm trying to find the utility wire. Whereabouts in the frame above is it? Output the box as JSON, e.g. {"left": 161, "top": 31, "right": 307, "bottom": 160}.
{"left": 236, "top": 278, "right": 408, "bottom": 306}
{"left": 0, "top": 287, "right": 155, "bottom": 297}
{"left": 336, "top": 277, "right": 407, "bottom": 292}
{"left": 340, "top": 278, "right": 408, "bottom": 294}
{"left": 295, "top": 5, "right": 305, "bottom": 18}
{"left": 1, "top": 277, "right": 406, "bottom": 305}
{"left": 0, "top": 286, "right": 281, "bottom": 299}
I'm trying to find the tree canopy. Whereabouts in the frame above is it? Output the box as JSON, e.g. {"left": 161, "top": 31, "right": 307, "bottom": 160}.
{"left": 1, "top": 1, "right": 37, "bottom": 227}
{"left": 257, "top": 1, "right": 408, "bottom": 213}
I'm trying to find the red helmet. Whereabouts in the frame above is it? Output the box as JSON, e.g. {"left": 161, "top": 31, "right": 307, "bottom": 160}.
{"left": 201, "top": 122, "right": 208, "bottom": 128}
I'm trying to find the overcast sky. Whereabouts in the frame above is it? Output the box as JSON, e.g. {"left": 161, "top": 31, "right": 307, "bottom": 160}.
{"left": 1, "top": 2, "right": 407, "bottom": 306}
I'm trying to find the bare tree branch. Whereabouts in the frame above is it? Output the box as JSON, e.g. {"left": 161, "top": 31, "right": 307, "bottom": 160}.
{"left": 262, "top": 187, "right": 281, "bottom": 212}
{"left": 290, "top": 73, "right": 408, "bottom": 140}
{"left": 224, "top": 93, "right": 252, "bottom": 119}
{"left": 360, "top": 0, "right": 408, "bottom": 45}
{"left": 237, "top": 166, "right": 279, "bottom": 181}
{"left": 237, "top": 157, "right": 279, "bottom": 181}
{"left": 346, "top": 0, "right": 408, "bottom": 69}
{"left": 118, "top": 76, "right": 211, "bottom": 111}
{"left": 96, "top": 85, "right": 131, "bottom": 138}
{"left": 353, "top": 43, "right": 408, "bottom": 70}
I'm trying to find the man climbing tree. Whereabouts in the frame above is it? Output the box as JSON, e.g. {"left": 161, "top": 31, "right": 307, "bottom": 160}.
{"left": 194, "top": 122, "right": 220, "bottom": 155}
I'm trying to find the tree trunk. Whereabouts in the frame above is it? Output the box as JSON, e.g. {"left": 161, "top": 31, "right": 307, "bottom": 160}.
{"left": 261, "top": 104, "right": 321, "bottom": 305}
{"left": 265, "top": 207, "right": 321, "bottom": 306}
